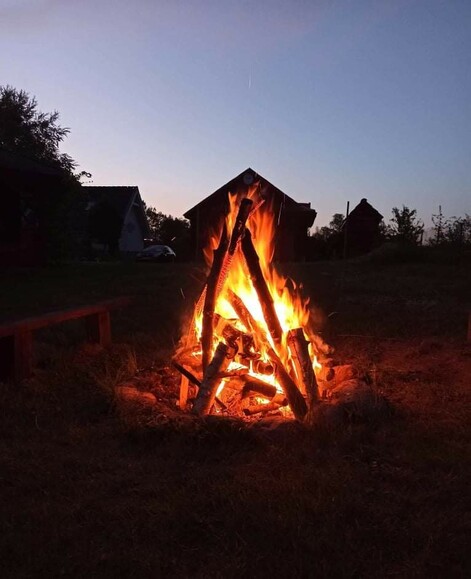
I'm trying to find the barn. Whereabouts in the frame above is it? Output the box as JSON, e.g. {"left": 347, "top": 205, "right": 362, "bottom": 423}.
{"left": 184, "top": 168, "right": 316, "bottom": 262}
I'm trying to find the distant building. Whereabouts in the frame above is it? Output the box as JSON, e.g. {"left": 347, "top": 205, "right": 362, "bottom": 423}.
{"left": 184, "top": 168, "right": 316, "bottom": 262}
{"left": 343, "top": 198, "right": 383, "bottom": 256}
{"left": 0, "top": 148, "right": 65, "bottom": 267}
{"left": 82, "top": 186, "right": 150, "bottom": 255}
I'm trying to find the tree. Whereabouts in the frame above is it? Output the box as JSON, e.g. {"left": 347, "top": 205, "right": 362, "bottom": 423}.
{"left": 387, "top": 206, "right": 424, "bottom": 245}
{"left": 144, "top": 204, "right": 191, "bottom": 260}
{"left": 443, "top": 214, "right": 471, "bottom": 247}
{"left": 329, "top": 213, "right": 345, "bottom": 233}
{"left": 0, "top": 85, "right": 77, "bottom": 174}
{"left": 309, "top": 213, "right": 345, "bottom": 259}
{"left": 145, "top": 205, "right": 189, "bottom": 244}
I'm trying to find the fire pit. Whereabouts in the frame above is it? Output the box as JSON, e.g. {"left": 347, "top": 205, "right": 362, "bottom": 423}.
{"left": 172, "top": 182, "right": 341, "bottom": 423}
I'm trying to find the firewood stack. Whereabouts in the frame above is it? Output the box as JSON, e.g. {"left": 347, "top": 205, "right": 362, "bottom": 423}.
{"left": 172, "top": 195, "right": 336, "bottom": 422}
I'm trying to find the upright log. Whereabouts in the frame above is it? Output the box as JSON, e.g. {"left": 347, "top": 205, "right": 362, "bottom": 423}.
{"left": 195, "top": 198, "right": 253, "bottom": 320}
{"left": 192, "top": 342, "right": 231, "bottom": 416}
{"left": 201, "top": 224, "right": 228, "bottom": 372}
{"left": 241, "top": 228, "right": 283, "bottom": 348}
{"left": 287, "top": 328, "right": 320, "bottom": 407}
{"left": 267, "top": 347, "right": 308, "bottom": 421}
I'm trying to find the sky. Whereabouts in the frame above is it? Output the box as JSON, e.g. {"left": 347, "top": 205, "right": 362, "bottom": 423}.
{"left": 1, "top": 0, "right": 470, "bottom": 227}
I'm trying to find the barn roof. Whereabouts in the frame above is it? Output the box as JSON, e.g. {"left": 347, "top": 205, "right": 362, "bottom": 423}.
{"left": 184, "top": 167, "right": 316, "bottom": 225}
{"left": 346, "top": 198, "right": 383, "bottom": 224}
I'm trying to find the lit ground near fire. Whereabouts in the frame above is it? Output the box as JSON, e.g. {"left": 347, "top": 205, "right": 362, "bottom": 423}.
{"left": 1, "top": 255, "right": 470, "bottom": 577}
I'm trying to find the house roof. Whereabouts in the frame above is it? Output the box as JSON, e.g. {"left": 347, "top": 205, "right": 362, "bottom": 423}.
{"left": 346, "top": 198, "right": 383, "bottom": 224}
{"left": 82, "top": 186, "right": 140, "bottom": 217}
{"left": 184, "top": 168, "right": 316, "bottom": 225}
{"left": 82, "top": 185, "right": 150, "bottom": 236}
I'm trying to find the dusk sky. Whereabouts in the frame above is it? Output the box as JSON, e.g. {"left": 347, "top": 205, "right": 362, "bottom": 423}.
{"left": 1, "top": 0, "right": 470, "bottom": 227}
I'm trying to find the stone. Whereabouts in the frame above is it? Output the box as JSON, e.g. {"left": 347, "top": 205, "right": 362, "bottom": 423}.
{"left": 116, "top": 385, "right": 157, "bottom": 406}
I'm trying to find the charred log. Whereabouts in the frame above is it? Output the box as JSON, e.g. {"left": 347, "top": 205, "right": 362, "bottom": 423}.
{"left": 287, "top": 328, "right": 320, "bottom": 407}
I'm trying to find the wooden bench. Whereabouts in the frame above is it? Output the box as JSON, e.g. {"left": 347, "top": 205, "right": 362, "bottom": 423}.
{"left": 0, "top": 296, "right": 131, "bottom": 382}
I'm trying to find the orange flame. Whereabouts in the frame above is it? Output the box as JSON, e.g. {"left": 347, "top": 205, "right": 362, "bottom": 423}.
{"left": 192, "top": 186, "right": 321, "bottom": 412}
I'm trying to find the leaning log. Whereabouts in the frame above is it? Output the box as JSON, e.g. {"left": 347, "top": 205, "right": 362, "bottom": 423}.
{"left": 201, "top": 224, "right": 229, "bottom": 372}
{"left": 192, "top": 342, "right": 231, "bottom": 416}
{"left": 287, "top": 328, "right": 320, "bottom": 407}
{"left": 267, "top": 347, "right": 308, "bottom": 421}
{"left": 216, "top": 198, "right": 254, "bottom": 297}
{"left": 172, "top": 360, "right": 201, "bottom": 387}
{"left": 241, "top": 228, "right": 283, "bottom": 348}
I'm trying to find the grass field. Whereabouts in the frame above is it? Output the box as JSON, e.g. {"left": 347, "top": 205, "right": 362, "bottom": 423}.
{"left": 1, "top": 257, "right": 470, "bottom": 578}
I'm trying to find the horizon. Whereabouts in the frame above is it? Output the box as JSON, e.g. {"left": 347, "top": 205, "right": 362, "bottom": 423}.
{"left": 1, "top": 0, "right": 469, "bottom": 227}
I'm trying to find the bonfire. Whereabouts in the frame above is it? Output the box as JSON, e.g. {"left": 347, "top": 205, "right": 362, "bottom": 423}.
{"left": 171, "top": 181, "right": 344, "bottom": 423}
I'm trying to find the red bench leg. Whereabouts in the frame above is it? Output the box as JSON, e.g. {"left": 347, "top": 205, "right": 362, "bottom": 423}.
{"left": 15, "top": 331, "right": 33, "bottom": 380}
{"left": 86, "top": 312, "right": 111, "bottom": 347}
{"left": 0, "top": 335, "right": 14, "bottom": 381}
{"left": 0, "top": 332, "right": 33, "bottom": 382}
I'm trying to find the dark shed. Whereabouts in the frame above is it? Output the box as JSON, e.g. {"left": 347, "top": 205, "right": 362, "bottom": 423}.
{"left": 184, "top": 168, "right": 316, "bottom": 262}
{"left": 343, "top": 198, "right": 384, "bottom": 256}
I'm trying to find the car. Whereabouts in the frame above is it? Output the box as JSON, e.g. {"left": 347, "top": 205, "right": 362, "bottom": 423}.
{"left": 136, "top": 244, "right": 176, "bottom": 262}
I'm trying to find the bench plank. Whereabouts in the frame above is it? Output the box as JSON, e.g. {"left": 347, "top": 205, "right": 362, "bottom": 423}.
{"left": 0, "top": 297, "right": 131, "bottom": 338}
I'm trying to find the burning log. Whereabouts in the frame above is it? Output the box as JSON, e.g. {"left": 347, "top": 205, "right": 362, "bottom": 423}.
{"left": 317, "top": 366, "right": 335, "bottom": 382}
{"left": 243, "top": 397, "right": 288, "bottom": 416}
{"left": 173, "top": 360, "right": 228, "bottom": 410}
{"left": 228, "top": 288, "right": 307, "bottom": 419}
{"left": 192, "top": 342, "right": 231, "bottom": 416}
{"left": 252, "top": 359, "right": 274, "bottom": 375}
{"left": 241, "top": 228, "right": 283, "bottom": 348}
{"left": 267, "top": 347, "right": 308, "bottom": 420}
{"left": 201, "top": 224, "right": 229, "bottom": 372}
{"left": 241, "top": 375, "right": 278, "bottom": 400}
{"left": 172, "top": 360, "right": 201, "bottom": 387}
{"left": 227, "top": 289, "right": 257, "bottom": 333}
{"left": 287, "top": 328, "right": 320, "bottom": 407}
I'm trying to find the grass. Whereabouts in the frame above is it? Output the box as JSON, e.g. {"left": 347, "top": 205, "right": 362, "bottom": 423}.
{"left": 0, "top": 258, "right": 470, "bottom": 578}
